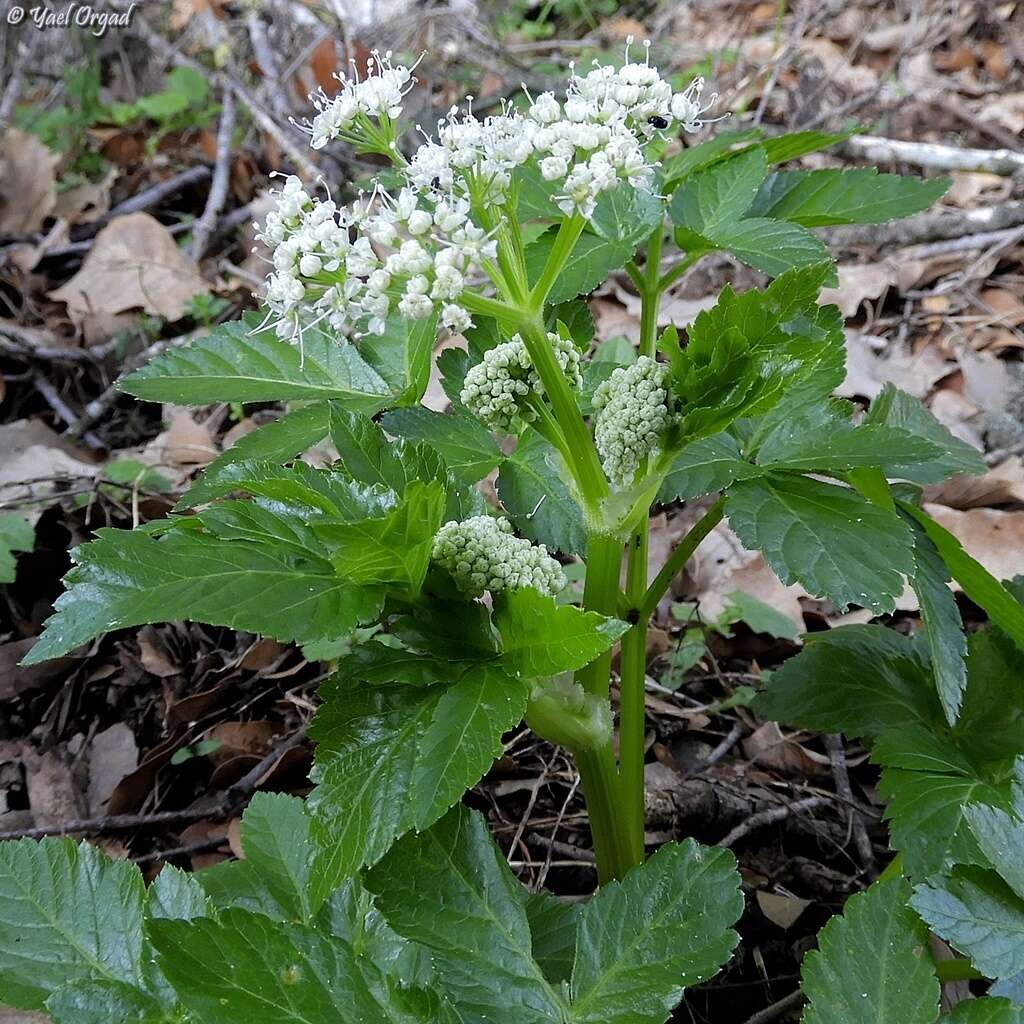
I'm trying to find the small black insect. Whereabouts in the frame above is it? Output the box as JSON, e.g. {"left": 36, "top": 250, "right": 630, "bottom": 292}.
{"left": 648, "top": 115, "right": 669, "bottom": 129}
{"left": 431, "top": 176, "right": 442, "bottom": 190}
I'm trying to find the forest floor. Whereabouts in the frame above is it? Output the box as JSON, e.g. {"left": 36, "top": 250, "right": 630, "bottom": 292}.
{"left": 1, "top": 0, "right": 1023, "bottom": 1020}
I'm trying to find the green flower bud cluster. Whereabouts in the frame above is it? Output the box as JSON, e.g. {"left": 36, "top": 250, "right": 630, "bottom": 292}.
{"left": 459, "top": 332, "right": 582, "bottom": 431}
{"left": 432, "top": 516, "right": 566, "bottom": 597}
{"left": 592, "top": 355, "right": 675, "bottom": 486}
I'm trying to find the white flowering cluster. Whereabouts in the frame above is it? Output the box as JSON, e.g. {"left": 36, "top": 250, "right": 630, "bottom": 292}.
{"left": 432, "top": 516, "right": 567, "bottom": 597}
{"left": 408, "top": 41, "right": 718, "bottom": 217}
{"left": 255, "top": 43, "right": 718, "bottom": 348}
{"left": 256, "top": 175, "right": 493, "bottom": 341}
{"left": 459, "top": 332, "right": 582, "bottom": 431}
{"left": 305, "top": 51, "right": 418, "bottom": 151}
{"left": 592, "top": 355, "right": 676, "bottom": 486}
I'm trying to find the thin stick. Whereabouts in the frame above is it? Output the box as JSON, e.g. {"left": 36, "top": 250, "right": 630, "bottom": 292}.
{"left": 188, "top": 85, "right": 236, "bottom": 261}
{"left": 717, "top": 796, "right": 826, "bottom": 848}
{"left": 839, "top": 135, "right": 1024, "bottom": 178}
{"left": 742, "top": 990, "right": 804, "bottom": 1024}
{"left": 32, "top": 371, "right": 105, "bottom": 450}
{"left": 825, "top": 733, "right": 875, "bottom": 872}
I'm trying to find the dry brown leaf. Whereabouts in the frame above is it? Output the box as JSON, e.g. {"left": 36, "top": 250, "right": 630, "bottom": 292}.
{"left": 53, "top": 169, "right": 115, "bottom": 225}
{"left": 0, "top": 419, "right": 97, "bottom": 524}
{"left": 0, "top": 639, "right": 75, "bottom": 702}
{"left": 742, "top": 721, "right": 827, "bottom": 776}
{"left": 22, "top": 746, "right": 84, "bottom": 827}
{"left": 687, "top": 521, "right": 806, "bottom": 633}
{"left": 137, "top": 626, "right": 181, "bottom": 678}
{"left": 87, "top": 724, "right": 139, "bottom": 816}
{"left": 49, "top": 212, "right": 210, "bottom": 324}
{"left": 957, "top": 345, "right": 1011, "bottom": 415}
{"left": 924, "top": 502, "right": 1024, "bottom": 583}
{"left": 987, "top": 91, "right": 1024, "bottom": 134}
{"left": 204, "top": 720, "right": 278, "bottom": 765}
{"left": 0, "top": 129, "right": 58, "bottom": 235}
{"left": 422, "top": 335, "right": 466, "bottom": 412}
{"left": 757, "top": 890, "right": 812, "bottom": 930}
{"left": 150, "top": 407, "right": 218, "bottom": 466}
{"left": 839, "top": 332, "right": 951, "bottom": 400}
{"left": 0, "top": 1009, "right": 49, "bottom": 1024}
{"left": 821, "top": 262, "right": 896, "bottom": 318}
{"left": 945, "top": 172, "right": 1008, "bottom": 207}
{"left": 925, "top": 457, "right": 1024, "bottom": 509}
{"left": 929, "top": 389, "right": 984, "bottom": 449}
{"left": 980, "top": 288, "right": 1024, "bottom": 328}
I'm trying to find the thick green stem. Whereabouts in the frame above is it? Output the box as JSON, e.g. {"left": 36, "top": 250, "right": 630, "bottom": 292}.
{"left": 637, "top": 497, "right": 726, "bottom": 622}
{"left": 576, "top": 532, "right": 623, "bottom": 699}
{"left": 529, "top": 213, "right": 586, "bottom": 311}
{"left": 519, "top": 317, "right": 608, "bottom": 512}
{"left": 575, "top": 744, "right": 638, "bottom": 883}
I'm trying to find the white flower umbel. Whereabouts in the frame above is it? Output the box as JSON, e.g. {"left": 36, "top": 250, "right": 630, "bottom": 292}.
{"left": 257, "top": 42, "right": 721, "bottom": 349}
{"left": 460, "top": 332, "right": 583, "bottom": 432}
{"left": 432, "top": 515, "right": 566, "bottom": 597}
{"left": 592, "top": 355, "right": 677, "bottom": 486}
{"left": 304, "top": 49, "right": 420, "bottom": 155}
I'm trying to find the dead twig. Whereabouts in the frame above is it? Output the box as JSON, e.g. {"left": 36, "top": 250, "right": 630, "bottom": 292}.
{"left": 742, "top": 990, "right": 804, "bottom": 1024}
{"left": 839, "top": 135, "right": 1024, "bottom": 178}
{"left": 31, "top": 371, "right": 105, "bottom": 450}
{"left": 825, "top": 733, "right": 875, "bottom": 873}
{"left": 188, "top": 85, "right": 236, "bottom": 261}
{"left": 717, "top": 796, "right": 827, "bottom": 849}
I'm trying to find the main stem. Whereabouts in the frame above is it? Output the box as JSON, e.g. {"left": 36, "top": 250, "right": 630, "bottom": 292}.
{"left": 616, "top": 225, "right": 667, "bottom": 865}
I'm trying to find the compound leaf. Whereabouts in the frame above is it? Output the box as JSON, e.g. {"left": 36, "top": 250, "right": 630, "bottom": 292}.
{"left": 382, "top": 406, "right": 503, "bottom": 485}
{"left": 120, "top": 315, "right": 391, "bottom": 409}
{"left": 309, "top": 667, "right": 528, "bottom": 878}
{"left": 726, "top": 473, "right": 914, "bottom": 613}
{"left": 0, "top": 839, "right": 147, "bottom": 1010}
{"left": 24, "top": 527, "right": 383, "bottom": 664}
{"left": 669, "top": 147, "right": 767, "bottom": 235}
{"left": 495, "top": 589, "right": 629, "bottom": 678}
{"left": 940, "top": 999, "right": 1024, "bottom": 1024}
{"left": 568, "top": 840, "right": 742, "bottom": 1024}
{"left": 750, "top": 168, "right": 949, "bottom": 227}
{"left": 658, "top": 433, "right": 762, "bottom": 503}
{"left": 367, "top": 805, "right": 566, "bottom": 1024}
{"left": 800, "top": 878, "right": 939, "bottom": 1024}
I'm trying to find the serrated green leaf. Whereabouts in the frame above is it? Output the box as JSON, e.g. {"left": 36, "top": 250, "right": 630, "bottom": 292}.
{"left": 569, "top": 840, "right": 742, "bottom": 1024}
{"left": 668, "top": 265, "right": 845, "bottom": 441}
{"left": 660, "top": 129, "right": 764, "bottom": 188}
{"left": 905, "top": 515, "right": 968, "bottom": 725}
{"left": 966, "top": 804, "right": 1024, "bottom": 901}
{"left": 177, "top": 403, "right": 331, "bottom": 506}
{"left": 726, "top": 473, "right": 914, "bottom": 613}
{"left": 879, "top": 769, "right": 1010, "bottom": 877}
{"left": 754, "top": 401, "right": 947, "bottom": 475}
{"left": 150, "top": 908, "right": 450, "bottom": 1023}
{"left": 750, "top": 169, "right": 949, "bottom": 226}
{"left": 314, "top": 480, "right": 446, "bottom": 589}
{"left": 120, "top": 315, "right": 392, "bottom": 408}
{"left": 800, "top": 878, "right": 939, "bottom": 1024}
{"left": 669, "top": 147, "right": 767, "bottom": 234}
{"left": 526, "top": 892, "right": 579, "bottom": 985}
{"left": 497, "top": 430, "right": 586, "bottom": 556}
{"left": 175, "top": 458, "right": 395, "bottom": 518}
{"left": 147, "top": 864, "right": 212, "bottom": 921}
{"left": 330, "top": 407, "right": 411, "bottom": 491}
{"left": 525, "top": 229, "right": 636, "bottom": 303}
{"left": 657, "top": 433, "right": 762, "bottom": 503}
{"left": 913, "top": 866, "right": 1024, "bottom": 981}
{"left": 366, "top": 805, "right": 566, "bottom": 1024}
{"left": 24, "top": 526, "right": 383, "bottom": 664}
{"left": 495, "top": 589, "right": 629, "bottom": 677}
{"left": 0, "top": 513, "right": 34, "bottom": 583}
{"left": 870, "top": 725, "right": 977, "bottom": 776}
{"left": 547, "top": 298, "right": 595, "bottom": 347}
{"left": 0, "top": 839, "right": 147, "bottom": 1010}
{"left": 240, "top": 793, "right": 340, "bottom": 922}
{"left": 705, "top": 216, "right": 833, "bottom": 277}
{"left": 941, "top": 998, "right": 1024, "bottom": 1024}
{"left": 46, "top": 980, "right": 166, "bottom": 1024}
{"left": 864, "top": 384, "right": 984, "bottom": 483}
{"left": 322, "top": 876, "right": 436, "bottom": 988}
{"left": 723, "top": 590, "right": 801, "bottom": 639}
{"left": 760, "top": 129, "right": 853, "bottom": 164}
{"left": 309, "top": 667, "right": 528, "bottom": 878}
{"left": 898, "top": 502, "right": 1024, "bottom": 652}
{"left": 357, "top": 309, "right": 437, "bottom": 404}
{"left": 754, "top": 625, "right": 940, "bottom": 738}
{"left": 194, "top": 860, "right": 288, "bottom": 918}
{"left": 590, "top": 181, "right": 665, "bottom": 245}
{"left": 382, "top": 407, "right": 502, "bottom": 485}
